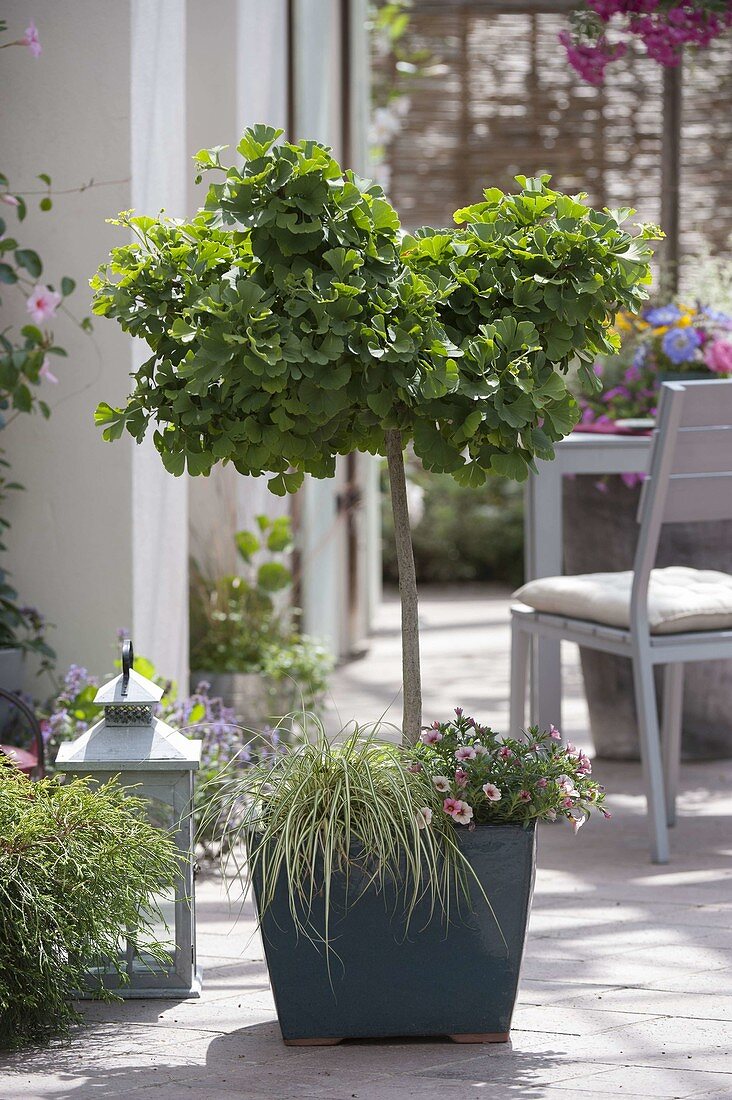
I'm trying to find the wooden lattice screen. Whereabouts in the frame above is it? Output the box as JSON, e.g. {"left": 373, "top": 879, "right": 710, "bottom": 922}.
{"left": 376, "top": 0, "right": 732, "bottom": 274}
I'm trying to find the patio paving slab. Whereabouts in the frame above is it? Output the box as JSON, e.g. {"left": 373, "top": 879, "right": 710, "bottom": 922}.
{"left": 1, "top": 587, "right": 731, "bottom": 1099}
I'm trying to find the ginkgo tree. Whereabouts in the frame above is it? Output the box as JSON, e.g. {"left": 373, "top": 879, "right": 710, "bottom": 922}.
{"left": 92, "top": 124, "right": 659, "bottom": 745}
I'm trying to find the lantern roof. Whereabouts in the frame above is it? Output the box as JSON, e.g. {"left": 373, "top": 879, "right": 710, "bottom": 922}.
{"left": 54, "top": 639, "right": 201, "bottom": 772}
{"left": 55, "top": 713, "right": 202, "bottom": 772}
{"left": 94, "top": 666, "right": 164, "bottom": 706}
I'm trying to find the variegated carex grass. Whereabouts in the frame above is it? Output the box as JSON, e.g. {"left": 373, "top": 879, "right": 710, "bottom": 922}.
{"left": 200, "top": 722, "right": 491, "bottom": 952}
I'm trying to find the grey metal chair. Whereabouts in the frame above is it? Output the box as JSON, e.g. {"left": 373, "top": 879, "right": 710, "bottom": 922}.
{"left": 510, "top": 379, "right": 732, "bottom": 863}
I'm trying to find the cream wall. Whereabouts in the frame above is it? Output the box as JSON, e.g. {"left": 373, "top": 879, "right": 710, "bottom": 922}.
{"left": 2, "top": 0, "right": 377, "bottom": 691}
{"left": 0, "top": 0, "right": 189, "bottom": 687}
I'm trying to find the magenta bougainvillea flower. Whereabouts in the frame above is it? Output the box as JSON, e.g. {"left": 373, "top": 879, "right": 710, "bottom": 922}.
{"left": 561, "top": 2, "right": 732, "bottom": 83}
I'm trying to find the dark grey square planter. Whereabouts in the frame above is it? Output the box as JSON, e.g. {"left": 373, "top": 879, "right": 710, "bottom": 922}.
{"left": 253, "top": 821, "right": 536, "bottom": 1045}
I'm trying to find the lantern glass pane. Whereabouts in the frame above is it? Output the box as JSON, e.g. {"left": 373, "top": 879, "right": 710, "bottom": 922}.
{"left": 132, "top": 888, "right": 177, "bottom": 972}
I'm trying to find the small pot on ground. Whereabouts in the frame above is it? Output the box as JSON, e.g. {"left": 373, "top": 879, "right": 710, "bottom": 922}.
{"left": 254, "top": 823, "right": 536, "bottom": 1045}
{"left": 563, "top": 474, "right": 732, "bottom": 760}
{"left": 189, "top": 669, "right": 295, "bottom": 730}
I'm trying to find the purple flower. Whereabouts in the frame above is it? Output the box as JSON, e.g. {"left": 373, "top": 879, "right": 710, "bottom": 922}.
{"left": 703, "top": 307, "right": 732, "bottom": 328}
{"left": 661, "top": 326, "right": 701, "bottom": 365}
{"left": 644, "top": 304, "right": 682, "bottom": 326}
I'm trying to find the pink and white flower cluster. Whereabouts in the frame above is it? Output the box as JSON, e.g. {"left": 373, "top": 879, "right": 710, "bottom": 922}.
{"left": 413, "top": 709, "right": 608, "bottom": 832}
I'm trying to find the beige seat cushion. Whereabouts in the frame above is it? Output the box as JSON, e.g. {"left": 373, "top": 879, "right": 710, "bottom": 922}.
{"left": 514, "top": 566, "right": 732, "bottom": 635}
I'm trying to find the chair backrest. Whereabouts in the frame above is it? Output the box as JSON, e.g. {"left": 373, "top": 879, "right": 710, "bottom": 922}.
{"left": 631, "top": 378, "right": 732, "bottom": 629}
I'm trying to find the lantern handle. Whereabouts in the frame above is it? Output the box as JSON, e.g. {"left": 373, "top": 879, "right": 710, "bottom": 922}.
{"left": 121, "top": 638, "right": 134, "bottom": 697}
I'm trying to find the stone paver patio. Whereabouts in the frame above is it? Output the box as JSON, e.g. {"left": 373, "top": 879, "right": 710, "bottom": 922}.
{"left": 2, "top": 587, "right": 731, "bottom": 1099}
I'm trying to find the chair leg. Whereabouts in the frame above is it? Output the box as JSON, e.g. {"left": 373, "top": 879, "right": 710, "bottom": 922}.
{"left": 631, "top": 647, "right": 670, "bottom": 864}
{"left": 510, "top": 619, "right": 530, "bottom": 738}
{"left": 661, "top": 663, "right": 684, "bottom": 828}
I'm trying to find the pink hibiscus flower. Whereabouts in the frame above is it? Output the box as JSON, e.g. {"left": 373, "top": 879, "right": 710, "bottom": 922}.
{"left": 39, "top": 356, "right": 58, "bottom": 384}
{"left": 26, "top": 285, "right": 61, "bottom": 324}
{"left": 22, "top": 21, "right": 42, "bottom": 58}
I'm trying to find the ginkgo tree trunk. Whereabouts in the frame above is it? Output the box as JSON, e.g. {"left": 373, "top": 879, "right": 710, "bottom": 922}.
{"left": 92, "top": 126, "right": 659, "bottom": 745}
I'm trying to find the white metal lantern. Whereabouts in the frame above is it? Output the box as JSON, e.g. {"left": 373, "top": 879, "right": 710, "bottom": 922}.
{"left": 55, "top": 640, "right": 202, "bottom": 998}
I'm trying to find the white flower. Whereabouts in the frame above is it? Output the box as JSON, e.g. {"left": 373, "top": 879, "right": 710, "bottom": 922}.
{"left": 416, "top": 807, "right": 432, "bottom": 829}
{"left": 432, "top": 775, "right": 451, "bottom": 793}
{"left": 557, "top": 774, "right": 579, "bottom": 798}
{"left": 482, "top": 783, "right": 502, "bottom": 802}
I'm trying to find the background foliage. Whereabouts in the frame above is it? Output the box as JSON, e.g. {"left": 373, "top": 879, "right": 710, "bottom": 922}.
{"left": 382, "top": 461, "right": 523, "bottom": 587}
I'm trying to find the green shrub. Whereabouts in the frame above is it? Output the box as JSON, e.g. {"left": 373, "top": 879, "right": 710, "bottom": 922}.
{"left": 0, "top": 762, "right": 180, "bottom": 1050}
{"left": 382, "top": 462, "right": 524, "bottom": 587}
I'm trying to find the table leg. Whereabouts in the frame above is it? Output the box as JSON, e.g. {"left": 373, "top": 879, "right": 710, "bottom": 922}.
{"left": 524, "top": 463, "right": 563, "bottom": 732}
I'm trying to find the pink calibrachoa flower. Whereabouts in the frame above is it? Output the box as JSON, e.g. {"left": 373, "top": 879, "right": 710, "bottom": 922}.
{"left": 22, "top": 21, "right": 42, "bottom": 58}
{"left": 549, "top": 724, "right": 562, "bottom": 740}
{"left": 498, "top": 746, "right": 513, "bottom": 760}
{"left": 482, "top": 783, "right": 501, "bottom": 802}
{"left": 545, "top": 809, "right": 557, "bottom": 822}
{"left": 563, "top": 796, "right": 575, "bottom": 808}
{"left": 26, "top": 285, "right": 61, "bottom": 324}
{"left": 454, "top": 768, "right": 468, "bottom": 789}
{"left": 565, "top": 742, "right": 576, "bottom": 755}
{"left": 455, "top": 745, "right": 477, "bottom": 762}
{"left": 443, "top": 798, "right": 474, "bottom": 825}
{"left": 536, "top": 777, "right": 548, "bottom": 789}
{"left": 39, "top": 356, "right": 58, "bottom": 384}
{"left": 557, "top": 774, "right": 579, "bottom": 797}
{"left": 416, "top": 807, "right": 433, "bottom": 829}
{"left": 420, "top": 729, "right": 443, "bottom": 745}
{"left": 432, "top": 775, "right": 451, "bottom": 793}
{"left": 569, "top": 813, "right": 587, "bottom": 834}
{"left": 473, "top": 742, "right": 489, "bottom": 756}
{"left": 407, "top": 761, "right": 422, "bottom": 773}
{"left": 519, "top": 790, "right": 532, "bottom": 802}
{"left": 576, "top": 751, "right": 592, "bottom": 776}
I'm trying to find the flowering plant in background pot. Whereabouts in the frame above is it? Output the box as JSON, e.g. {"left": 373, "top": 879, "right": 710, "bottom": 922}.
{"left": 578, "top": 300, "right": 732, "bottom": 428}
{"left": 91, "top": 125, "right": 656, "bottom": 1043}
{"left": 190, "top": 514, "right": 332, "bottom": 725}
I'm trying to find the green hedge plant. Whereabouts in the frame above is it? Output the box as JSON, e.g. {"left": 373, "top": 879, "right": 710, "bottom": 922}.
{"left": 92, "top": 125, "right": 659, "bottom": 743}
{"left": 0, "top": 762, "right": 180, "bottom": 1050}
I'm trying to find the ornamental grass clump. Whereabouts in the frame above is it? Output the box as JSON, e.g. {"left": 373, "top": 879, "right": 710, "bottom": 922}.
{"left": 91, "top": 124, "right": 659, "bottom": 743}
{"left": 0, "top": 762, "right": 180, "bottom": 1050}
{"left": 411, "top": 710, "right": 608, "bottom": 834}
{"left": 200, "top": 727, "right": 474, "bottom": 946}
